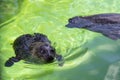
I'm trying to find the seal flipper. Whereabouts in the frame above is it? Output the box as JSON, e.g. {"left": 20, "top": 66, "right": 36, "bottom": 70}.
{"left": 5, "top": 59, "right": 14, "bottom": 67}
{"left": 55, "top": 54, "right": 64, "bottom": 66}
{"left": 5, "top": 57, "right": 21, "bottom": 67}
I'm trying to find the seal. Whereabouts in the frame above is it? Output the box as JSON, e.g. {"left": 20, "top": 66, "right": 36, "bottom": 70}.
{"left": 5, "top": 33, "right": 63, "bottom": 67}
{"left": 66, "top": 13, "right": 120, "bottom": 40}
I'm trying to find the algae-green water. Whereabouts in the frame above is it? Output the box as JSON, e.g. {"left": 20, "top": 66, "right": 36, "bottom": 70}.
{"left": 0, "top": 0, "right": 120, "bottom": 80}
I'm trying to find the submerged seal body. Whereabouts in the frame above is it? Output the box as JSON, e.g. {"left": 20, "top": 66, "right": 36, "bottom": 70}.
{"left": 66, "top": 13, "right": 120, "bottom": 40}
{"left": 5, "top": 33, "right": 63, "bottom": 67}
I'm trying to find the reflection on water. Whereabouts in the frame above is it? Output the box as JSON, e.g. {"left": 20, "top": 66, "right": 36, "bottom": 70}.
{"left": 104, "top": 61, "right": 120, "bottom": 80}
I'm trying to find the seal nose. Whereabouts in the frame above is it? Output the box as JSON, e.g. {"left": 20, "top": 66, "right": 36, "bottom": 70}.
{"left": 65, "top": 23, "right": 75, "bottom": 28}
{"left": 65, "top": 24, "right": 69, "bottom": 27}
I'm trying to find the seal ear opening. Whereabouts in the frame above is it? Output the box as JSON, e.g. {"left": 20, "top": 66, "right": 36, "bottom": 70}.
{"left": 5, "top": 57, "right": 21, "bottom": 67}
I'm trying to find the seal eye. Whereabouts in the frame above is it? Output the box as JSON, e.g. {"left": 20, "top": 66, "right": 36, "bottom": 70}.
{"left": 69, "top": 18, "right": 73, "bottom": 23}
{"left": 40, "top": 50, "right": 46, "bottom": 54}
{"left": 50, "top": 48, "right": 55, "bottom": 53}
{"left": 69, "top": 18, "right": 79, "bottom": 24}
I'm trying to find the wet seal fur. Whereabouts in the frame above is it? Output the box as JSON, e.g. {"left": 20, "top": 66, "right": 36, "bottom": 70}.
{"left": 5, "top": 33, "right": 64, "bottom": 67}
{"left": 66, "top": 13, "right": 120, "bottom": 40}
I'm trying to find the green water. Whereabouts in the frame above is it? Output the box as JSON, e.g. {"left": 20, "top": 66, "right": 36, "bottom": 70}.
{"left": 0, "top": 0, "right": 120, "bottom": 80}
